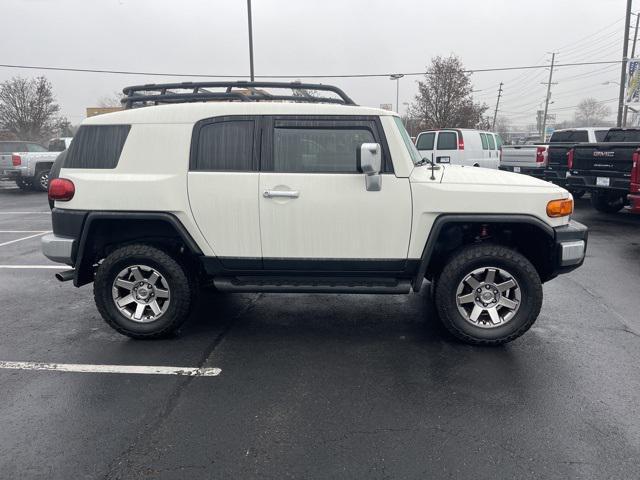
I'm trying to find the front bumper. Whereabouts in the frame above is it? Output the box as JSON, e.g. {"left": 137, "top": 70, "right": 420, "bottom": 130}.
{"left": 41, "top": 233, "right": 76, "bottom": 266}
{"left": 553, "top": 220, "right": 588, "bottom": 273}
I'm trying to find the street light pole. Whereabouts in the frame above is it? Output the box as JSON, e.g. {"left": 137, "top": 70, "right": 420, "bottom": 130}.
{"left": 617, "top": 0, "right": 633, "bottom": 126}
{"left": 247, "top": 0, "right": 255, "bottom": 81}
{"left": 389, "top": 74, "right": 404, "bottom": 113}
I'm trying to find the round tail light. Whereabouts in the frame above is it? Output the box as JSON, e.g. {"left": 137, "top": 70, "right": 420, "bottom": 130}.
{"left": 48, "top": 178, "right": 75, "bottom": 202}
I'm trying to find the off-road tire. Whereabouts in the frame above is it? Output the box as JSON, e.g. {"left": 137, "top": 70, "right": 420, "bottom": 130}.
{"left": 590, "top": 191, "right": 625, "bottom": 214}
{"left": 33, "top": 169, "right": 50, "bottom": 192}
{"left": 15, "top": 178, "right": 32, "bottom": 190}
{"left": 434, "top": 244, "right": 543, "bottom": 346}
{"left": 94, "top": 244, "right": 193, "bottom": 339}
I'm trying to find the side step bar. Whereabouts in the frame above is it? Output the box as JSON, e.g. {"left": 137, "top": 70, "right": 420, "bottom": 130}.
{"left": 213, "top": 277, "right": 412, "bottom": 294}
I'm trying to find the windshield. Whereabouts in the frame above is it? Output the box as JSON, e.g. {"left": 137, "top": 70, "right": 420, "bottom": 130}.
{"left": 550, "top": 130, "right": 589, "bottom": 143}
{"left": 393, "top": 116, "right": 422, "bottom": 164}
{"left": 603, "top": 129, "right": 640, "bottom": 142}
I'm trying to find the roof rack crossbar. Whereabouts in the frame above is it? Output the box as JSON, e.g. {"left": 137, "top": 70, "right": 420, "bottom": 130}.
{"left": 121, "top": 81, "right": 357, "bottom": 108}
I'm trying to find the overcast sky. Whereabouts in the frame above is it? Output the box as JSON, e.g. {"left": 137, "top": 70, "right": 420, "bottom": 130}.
{"left": 0, "top": 0, "right": 628, "bottom": 128}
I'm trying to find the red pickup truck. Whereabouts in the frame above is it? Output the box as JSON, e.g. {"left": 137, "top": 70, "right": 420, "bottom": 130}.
{"left": 630, "top": 152, "right": 640, "bottom": 213}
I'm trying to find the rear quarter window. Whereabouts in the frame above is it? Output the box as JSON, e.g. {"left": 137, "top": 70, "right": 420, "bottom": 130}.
{"left": 64, "top": 125, "right": 131, "bottom": 169}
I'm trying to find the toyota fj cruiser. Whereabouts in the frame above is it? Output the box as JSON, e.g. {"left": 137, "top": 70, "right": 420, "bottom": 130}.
{"left": 42, "top": 82, "right": 587, "bottom": 345}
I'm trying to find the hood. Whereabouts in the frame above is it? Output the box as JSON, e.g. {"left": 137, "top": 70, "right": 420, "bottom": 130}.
{"left": 439, "top": 165, "right": 556, "bottom": 187}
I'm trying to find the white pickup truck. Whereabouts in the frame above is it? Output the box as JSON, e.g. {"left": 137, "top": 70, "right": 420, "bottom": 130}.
{"left": 500, "top": 128, "right": 609, "bottom": 179}
{"left": 0, "top": 137, "right": 71, "bottom": 191}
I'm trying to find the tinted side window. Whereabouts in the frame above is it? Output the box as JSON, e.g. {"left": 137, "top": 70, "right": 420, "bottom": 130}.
{"left": 273, "top": 127, "right": 374, "bottom": 173}
{"left": 416, "top": 132, "right": 435, "bottom": 150}
{"left": 437, "top": 132, "right": 457, "bottom": 150}
{"left": 595, "top": 130, "right": 609, "bottom": 142}
{"left": 65, "top": 125, "right": 130, "bottom": 169}
{"left": 194, "top": 121, "right": 254, "bottom": 171}
{"left": 48, "top": 139, "right": 67, "bottom": 152}
{"left": 495, "top": 134, "right": 503, "bottom": 148}
{"left": 480, "top": 133, "right": 488, "bottom": 150}
{"left": 487, "top": 134, "right": 496, "bottom": 150}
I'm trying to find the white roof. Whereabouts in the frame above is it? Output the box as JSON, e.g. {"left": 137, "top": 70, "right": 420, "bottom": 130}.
{"left": 84, "top": 102, "right": 395, "bottom": 125}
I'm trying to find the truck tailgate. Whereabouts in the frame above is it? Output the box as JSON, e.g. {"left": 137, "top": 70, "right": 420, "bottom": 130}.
{"left": 0, "top": 153, "right": 13, "bottom": 170}
{"left": 500, "top": 146, "right": 544, "bottom": 168}
{"left": 572, "top": 143, "right": 634, "bottom": 174}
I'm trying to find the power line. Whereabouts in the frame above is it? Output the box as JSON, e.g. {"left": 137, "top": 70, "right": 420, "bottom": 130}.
{"left": 0, "top": 60, "right": 625, "bottom": 79}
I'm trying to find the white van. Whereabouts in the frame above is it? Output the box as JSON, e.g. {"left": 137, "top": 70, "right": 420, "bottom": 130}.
{"left": 415, "top": 129, "right": 502, "bottom": 169}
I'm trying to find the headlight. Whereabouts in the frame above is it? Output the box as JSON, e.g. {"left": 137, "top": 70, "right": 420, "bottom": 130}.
{"left": 546, "top": 198, "right": 573, "bottom": 217}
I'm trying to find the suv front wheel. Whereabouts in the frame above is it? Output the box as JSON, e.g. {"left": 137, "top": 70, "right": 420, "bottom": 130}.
{"left": 434, "top": 244, "right": 543, "bottom": 346}
{"left": 94, "top": 244, "right": 194, "bottom": 338}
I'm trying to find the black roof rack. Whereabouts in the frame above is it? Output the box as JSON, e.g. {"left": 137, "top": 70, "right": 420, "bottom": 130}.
{"left": 121, "top": 81, "right": 357, "bottom": 109}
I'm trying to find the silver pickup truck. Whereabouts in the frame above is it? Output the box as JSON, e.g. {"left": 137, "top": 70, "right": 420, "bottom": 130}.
{"left": 0, "top": 137, "right": 71, "bottom": 191}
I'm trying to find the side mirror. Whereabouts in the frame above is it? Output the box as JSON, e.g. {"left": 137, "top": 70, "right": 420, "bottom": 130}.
{"left": 359, "top": 143, "right": 382, "bottom": 191}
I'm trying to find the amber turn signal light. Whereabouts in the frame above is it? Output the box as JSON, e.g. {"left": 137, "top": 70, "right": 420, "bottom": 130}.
{"left": 547, "top": 198, "right": 573, "bottom": 217}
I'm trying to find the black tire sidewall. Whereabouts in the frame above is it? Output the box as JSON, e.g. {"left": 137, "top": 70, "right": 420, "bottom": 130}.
{"left": 33, "top": 170, "right": 49, "bottom": 192}
{"left": 94, "top": 246, "right": 191, "bottom": 337}
{"left": 435, "top": 246, "right": 542, "bottom": 344}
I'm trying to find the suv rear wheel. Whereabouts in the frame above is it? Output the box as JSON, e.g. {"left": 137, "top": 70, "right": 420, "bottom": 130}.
{"left": 434, "top": 244, "right": 542, "bottom": 346}
{"left": 94, "top": 244, "right": 193, "bottom": 338}
{"left": 590, "top": 191, "right": 625, "bottom": 213}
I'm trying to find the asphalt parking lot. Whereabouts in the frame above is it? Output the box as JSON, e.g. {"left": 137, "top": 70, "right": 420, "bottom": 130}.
{"left": 0, "top": 181, "right": 639, "bottom": 480}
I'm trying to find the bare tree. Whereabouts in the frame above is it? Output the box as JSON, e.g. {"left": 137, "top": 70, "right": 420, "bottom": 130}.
{"left": 0, "top": 76, "right": 68, "bottom": 142}
{"left": 97, "top": 91, "right": 126, "bottom": 108}
{"left": 409, "top": 55, "right": 488, "bottom": 129}
{"left": 494, "top": 116, "right": 512, "bottom": 138}
{"left": 574, "top": 98, "right": 611, "bottom": 127}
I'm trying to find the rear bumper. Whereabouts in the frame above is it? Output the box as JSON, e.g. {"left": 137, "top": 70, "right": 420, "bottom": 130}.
{"left": 41, "top": 233, "right": 76, "bottom": 266}
{"left": 0, "top": 168, "right": 25, "bottom": 180}
{"left": 499, "top": 165, "right": 545, "bottom": 178}
{"left": 553, "top": 220, "right": 588, "bottom": 274}
{"left": 628, "top": 193, "right": 640, "bottom": 214}
{"left": 566, "top": 173, "right": 630, "bottom": 192}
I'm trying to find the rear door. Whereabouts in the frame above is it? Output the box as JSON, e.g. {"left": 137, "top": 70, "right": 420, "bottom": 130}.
{"left": 258, "top": 116, "right": 412, "bottom": 269}
{"left": 187, "top": 116, "right": 262, "bottom": 267}
{"left": 435, "top": 130, "right": 459, "bottom": 165}
{"left": 416, "top": 131, "right": 436, "bottom": 160}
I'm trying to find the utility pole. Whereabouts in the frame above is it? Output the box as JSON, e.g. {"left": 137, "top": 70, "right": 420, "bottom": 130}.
{"left": 617, "top": 0, "right": 633, "bottom": 126}
{"left": 623, "top": 12, "right": 639, "bottom": 126}
{"left": 492, "top": 82, "right": 503, "bottom": 130}
{"left": 541, "top": 53, "right": 556, "bottom": 141}
{"left": 247, "top": 0, "right": 255, "bottom": 81}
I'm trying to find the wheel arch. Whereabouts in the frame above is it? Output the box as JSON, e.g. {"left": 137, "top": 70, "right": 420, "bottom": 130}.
{"left": 73, "top": 212, "right": 203, "bottom": 287}
{"left": 412, "top": 214, "right": 557, "bottom": 291}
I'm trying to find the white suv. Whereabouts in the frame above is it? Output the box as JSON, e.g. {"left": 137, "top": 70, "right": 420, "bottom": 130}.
{"left": 42, "top": 82, "right": 587, "bottom": 345}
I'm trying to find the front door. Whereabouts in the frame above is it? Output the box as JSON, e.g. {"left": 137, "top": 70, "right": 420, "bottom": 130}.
{"left": 258, "top": 117, "right": 412, "bottom": 271}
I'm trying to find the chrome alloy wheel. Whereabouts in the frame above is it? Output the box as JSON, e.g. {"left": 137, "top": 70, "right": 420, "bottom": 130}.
{"left": 39, "top": 172, "right": 49, "bottom": 190}
{"left": 111, "top": 265, "right": 170, "bottom": 322}
{"left": 455, "top": 267, "right": 521, "bottom": 328}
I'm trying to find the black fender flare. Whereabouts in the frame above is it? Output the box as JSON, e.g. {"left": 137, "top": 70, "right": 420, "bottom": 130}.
{"left": 73, "top": 211, "right": 203, "bottom": 287}
{"left": 411, "top": 214, "right": 555, "bottom": 291}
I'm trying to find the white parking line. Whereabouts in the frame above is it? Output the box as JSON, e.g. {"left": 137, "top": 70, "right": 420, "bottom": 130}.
{"left": 0, "top": 265, "right": 61, "bottom": 269}
{"left": 0, "top": 230, "right": 49, "bottom": 233}
{"left": 0, "top": 231, "right": 50, "bottom": 247}
{"left": 0, "top": 211, "right": 51, "bottom": 214}
{"left": 0, "top": 361, "right": 222, "bottom": 377}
